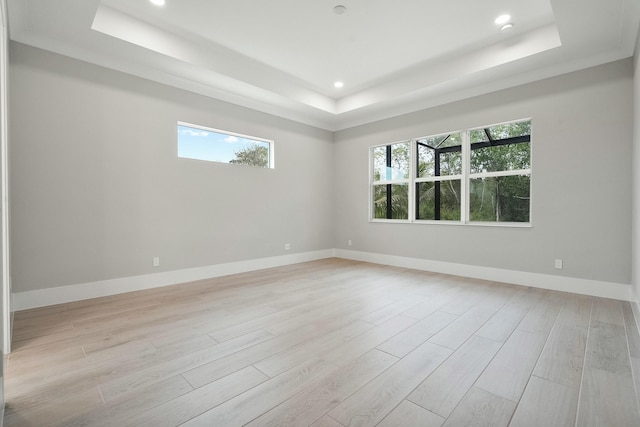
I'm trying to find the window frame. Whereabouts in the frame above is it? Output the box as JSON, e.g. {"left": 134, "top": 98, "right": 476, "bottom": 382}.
{"left": 369, "top": 140, "right": 412, "bottom": 222}
{"left": 369, "top": 119, "right": 532, "bottom": 227}
{"left": 177, "top": 121, "right": 275, "bottom": 169}
{"left": 414, "top": 131, "right": 466, "bottom": 222}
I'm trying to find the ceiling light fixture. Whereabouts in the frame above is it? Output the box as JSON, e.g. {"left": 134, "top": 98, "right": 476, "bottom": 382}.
{"left": 334, "top": 81, "right": 344, "bottom": 88}
{"left": 150, "top": 0, "right": 166, "bottom": 6}
{"left": 334, "top": 5, "right": 347, "bottom": 15}
{"left": 500, "top": 23, "right": 514, "bottom": 32}
{"left": 494, "top": 14, "right": 511, "bottom": 25}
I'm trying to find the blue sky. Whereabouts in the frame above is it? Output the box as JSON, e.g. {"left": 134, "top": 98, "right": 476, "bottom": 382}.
{"left": 177, "top": 125, "right": 269, "bottom": 163}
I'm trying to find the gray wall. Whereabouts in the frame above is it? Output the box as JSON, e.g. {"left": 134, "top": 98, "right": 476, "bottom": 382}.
{"left": 9, "top": 42, "right": 334, "bottom": 292}
{"left": 633, "top": 28, "right": 640, "bottom": 303}
{"left": 8, "top": 41, "right": 636, "bottom": 296}
{"left": 0, "top": 0, "right": 6, "bottom": 410}
{"left": 333, "top": 59, "right": 634, "bottom": 286}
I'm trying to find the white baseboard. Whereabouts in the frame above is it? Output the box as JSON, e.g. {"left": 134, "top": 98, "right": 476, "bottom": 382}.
{"left": 630, "top": 284, "right": 640, "bottom": 336}
{"left": 13, "top": 249, "right": 335, "bottom": 311}
{"left": 335, "top": 249, "right": 633, "bottom": 301}
{"left": 631, "top": 301, "right": 640, "bottom": 335}
{"left": 12, "top": 248, "right": 635, "bottom": 311}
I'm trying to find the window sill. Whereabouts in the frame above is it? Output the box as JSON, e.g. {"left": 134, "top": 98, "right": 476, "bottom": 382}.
{"left": 370, "top": 219, "right": 532, "bottom": 228}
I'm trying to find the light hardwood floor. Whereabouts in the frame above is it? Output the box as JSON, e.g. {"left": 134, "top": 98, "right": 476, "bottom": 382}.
{"left": 4, "top": 258, "right": 640, "bottom": 426}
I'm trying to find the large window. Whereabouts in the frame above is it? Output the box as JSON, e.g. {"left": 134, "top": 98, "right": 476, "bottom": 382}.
{"left": 178, "top": 122, "right": 274, "bottom": 168}
{"left": 370, "top": 119, "right": 531, "bottom": 225}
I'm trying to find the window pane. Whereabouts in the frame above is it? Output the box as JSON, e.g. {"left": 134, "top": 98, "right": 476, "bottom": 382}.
{"left": 416, "top": 180, "right": 461, "bottom": 220}
{"left": 373, "top": 184, "right": 409, "bottom": 219}
{"left": 469, "top": 175, "right": 530, "bottom": 222}
{"left": 470, "top": 120, "right": 531, "bottom": 173}
{"left": 470, "top": 143, "right": 530, "bottom": 173}
{"left": 470, "top": 129, "right": 490, "bottom": 143}
{"left": 373, "top": 143, "right": 410, "bottom": 181}
{"left": 178, "top": 124, "right": 272, "bottom": 168}
{"left": 487, "top": 121, "right": 531, "bottom": 140}
{"left": 417, "top": 132, "right": 462, "bottom": 178}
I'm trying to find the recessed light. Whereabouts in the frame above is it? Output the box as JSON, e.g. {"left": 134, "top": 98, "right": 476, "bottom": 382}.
{"left": 334, "top": 5, "right": 347, "bottom": 15}
{"left": 500, "top": 23, "right": 514, "bottom": 32}
{"left": 150, "top": 0, "right": 165, "bottom": 6}
{"left": 494, "top": 14, "right": 511, "bottom": 25}
{"left": 334, "top": 81, "right": 344, "bottom": 88}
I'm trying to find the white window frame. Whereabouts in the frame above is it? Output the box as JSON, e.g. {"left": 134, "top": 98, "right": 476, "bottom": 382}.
{"left": 413, "top": 131, "right": 466, "bottom": 223}
{"left": 369, "top": 140, "right": 412, "bottom": 222}
{"left": 177, "top": 121, "right": 275, "bottom": 169}
{"left": 369, "top": 119, "right": 532, "bottom": 227}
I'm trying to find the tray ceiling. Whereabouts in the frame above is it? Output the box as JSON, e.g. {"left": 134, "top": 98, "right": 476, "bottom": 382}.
{"left": 8, "top": 0, "right": 640, "bottom": 130}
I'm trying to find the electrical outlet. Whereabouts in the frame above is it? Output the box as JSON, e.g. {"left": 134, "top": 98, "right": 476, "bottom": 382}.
{"left": 348, "top": 239, "right": 352, "bottom": 246}
{"left": 153, "top": 257, "right": 160, "bottom": 267}
{"left": 284, "top": 243, "right": 291, "bottom": 251}
{"left": 554, "top": 259, "right": 563, "bottom": 269}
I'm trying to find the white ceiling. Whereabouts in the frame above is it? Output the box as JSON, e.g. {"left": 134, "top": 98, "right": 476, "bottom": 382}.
{"left": 7, "top": 0, "right": 640, "bottom": 131}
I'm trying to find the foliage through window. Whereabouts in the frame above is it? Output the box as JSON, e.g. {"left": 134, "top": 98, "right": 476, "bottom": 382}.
{"left": 372, "top": 142, "right": 410, "bottom": 219}
{"left": 177, "top": 122, "right": 273, "bottom": 168}
{"left": 370, "top": 119, "right": 531, "bottom": 224}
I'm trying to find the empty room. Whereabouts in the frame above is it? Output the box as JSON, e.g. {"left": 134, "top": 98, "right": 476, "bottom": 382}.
{"left": 1, "top": 0, "right": 640, "bottom": 426}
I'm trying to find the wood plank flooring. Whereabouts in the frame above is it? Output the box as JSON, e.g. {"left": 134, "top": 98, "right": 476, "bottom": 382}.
{"left": 3, "top": 258, "right": 640, "bottom": 426}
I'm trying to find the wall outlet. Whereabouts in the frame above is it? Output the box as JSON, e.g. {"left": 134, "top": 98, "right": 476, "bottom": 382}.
{"left": 554, "top": 259, "right": 563, "bottom": 269}
{"left": 153, "top": 257, "right": 160, "bottom": 267}
{"left": 284, "top": 243, "right": 291, "bottom": 251}
{"left": 348, "top": 239, "right": 352, "bottom": 246}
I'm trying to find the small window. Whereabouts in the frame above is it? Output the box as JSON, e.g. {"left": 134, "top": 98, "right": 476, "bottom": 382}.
{"left": 177, "top": 122, "right": 273, "bottom": 168}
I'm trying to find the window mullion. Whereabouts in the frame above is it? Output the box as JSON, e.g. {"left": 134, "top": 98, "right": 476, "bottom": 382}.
{"left": 385, "top": 145, "right": 392, "bottom": 219}
{"left": 434, "top": 148, "right": 441, "bottom": 221}
{"left": 462, "top": 130, "right": 470, "bottom": 223}
{"left": 470, "top": 169, "right": 532, "bottom": 179}
{"left": 409, "top": 139, "right": 416, "bottom": 222}
{"left": 415, "top": 175, "right": 461, "bottom": 183}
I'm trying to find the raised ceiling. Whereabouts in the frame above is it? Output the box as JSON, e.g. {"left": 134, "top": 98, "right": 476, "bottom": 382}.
{"left": 7, "top": 0, "right": 640, "bottom": 131}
